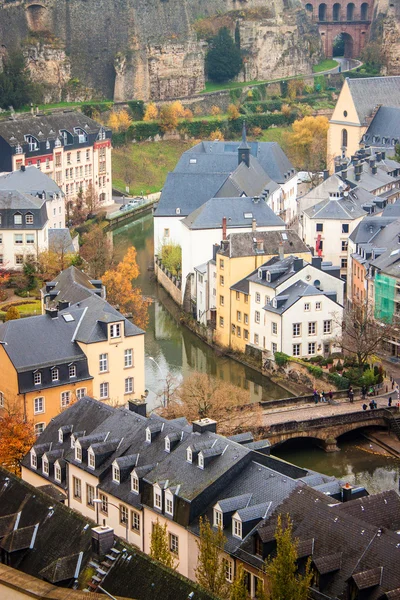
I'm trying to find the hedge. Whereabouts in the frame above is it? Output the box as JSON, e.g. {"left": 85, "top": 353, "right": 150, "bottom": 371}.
{"left": 275, "top": 352, "right": 289, "bottom": 367}
{"left": 327, "top": 373, "right": 350, "bottom": 390}
{"left": 242, "top": 100, "right": 283, "bottom": 113}
{"left": 307, "top": 365, "right": 324, "bottom": 379}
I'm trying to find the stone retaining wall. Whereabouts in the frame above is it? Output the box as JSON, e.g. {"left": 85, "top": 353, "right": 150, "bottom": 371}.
{"left": 154, "top": 258, "right": 182, "bottom": 306}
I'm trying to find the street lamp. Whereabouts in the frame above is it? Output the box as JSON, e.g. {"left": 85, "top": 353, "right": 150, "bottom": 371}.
{"left": 93, "top": 499, "right": 128, "bottom": 541}
{"left": 148, "top": 356, "right": 167, "bottom": 407}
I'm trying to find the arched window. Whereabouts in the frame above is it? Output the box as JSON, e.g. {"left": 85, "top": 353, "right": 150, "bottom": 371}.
{"left": 347, "top": 3, "right": 355, "bottom": 20}
{"left": 361, "top": 2, "right": 368, "bottom": 20}
{"left": 342, "top": 128, "right": 348, "bottom": 148}
{"left": 319, "top": 3, "right": 327, "bottom": 20}
{"left": 333, "top": 3, "right": 341, "bottom": 21}
{"left": 305, "top": 3, "right": 313, "bottom": 13}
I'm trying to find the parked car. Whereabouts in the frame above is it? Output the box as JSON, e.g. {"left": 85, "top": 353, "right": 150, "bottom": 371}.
{"left": 297, "top": 171, "right": 312, "bottom": 183}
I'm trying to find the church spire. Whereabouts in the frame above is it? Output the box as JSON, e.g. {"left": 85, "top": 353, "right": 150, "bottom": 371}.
{"left": 238, "top": 120, "right": 250, "bottom": 167}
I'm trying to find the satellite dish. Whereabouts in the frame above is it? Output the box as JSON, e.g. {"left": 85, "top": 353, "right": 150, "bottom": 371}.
{"left": 344, "top": 191, "right": 349, "bottom": 197}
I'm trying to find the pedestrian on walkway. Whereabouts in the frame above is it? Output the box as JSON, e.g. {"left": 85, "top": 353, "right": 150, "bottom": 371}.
{"left": 348, "top": 386, "right": 353, "bottom": 402}
{"left": 321, "top": 390, "right": 327, "bottom": 403}
{"left": 314, "top": 390, "right": 319, "bottom": 404}
{"left": 369, "top": 400, "right": 375, "bottom": 410}
{"left": 328, "top": 390, "right": 333, "bottom": 402}
{"left": 362, "top": 403, "right": 367, "bottom": 411}
{"left": 388, "top": 396, "right": 393, "bottom": 407}
{"left": 361, "top": 385, "right": 367, "bottom": 400}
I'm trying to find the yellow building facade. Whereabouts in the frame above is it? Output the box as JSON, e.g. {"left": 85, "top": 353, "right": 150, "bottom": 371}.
{"left": 215, "top": 232, "right": 312, "bottom": 351}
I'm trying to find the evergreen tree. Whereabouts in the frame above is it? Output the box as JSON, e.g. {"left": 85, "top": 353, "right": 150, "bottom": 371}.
{"left": 195, "top": 516, "right": 228, "bottom": 597}
{"left": 230, "top": 566, "right": 250, "bottom": 600}
{"left": 150, "top": 519, "right": 178, "bottom": 570}
{"left": 265, "top": 515, "right": 312, "bottom": 600}
{"left": 206, "top": 27, "right": 242, "bottom": 83}
{"left": 0, "top": 52, "right": 41, "bottom": 110}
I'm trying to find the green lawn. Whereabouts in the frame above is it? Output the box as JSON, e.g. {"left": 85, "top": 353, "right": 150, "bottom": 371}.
{"left": 254, "top": 126, "right": 290, "bottom": 145}
{"left": 112, "top": 140, "right": 197, "bottom": 195}
{"left": 0, "top": 300, "right": 41, "bottom": 319}
{"left": 312, "top": 59, "right": 338, "bottom": 73}
{"left": 202, "top": 79, "right": 266, "bottom": 93}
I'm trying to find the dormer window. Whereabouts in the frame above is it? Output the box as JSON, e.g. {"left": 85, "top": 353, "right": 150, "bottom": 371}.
{"left": 198, "top": 453, "right": 204, "bottom": 469}
{"left": 110, "top": 323, "right": 121, "bottom": 339}
{"left": 112, "top": 464, "right": 120, "bottom": 483}
{"left": 54, "top": 462, "right": 61, "bottom": 483}
{"left": 131, "top": 472, "right": 139, "bottom": 494}
{"left": 214, "top": 509, "right": 223, "bottom": 529}
{"left": 146, "top": 428, "right": 151, "bottom": 443}
{"left": 165, "top": 491, "right": 174, "bottom": 516}
{"left": 24, "top": 135, "right": 39, "bottom": 152}
{"left": 165, "top": 437, "right": 170, "bottom": 453}
{"left": 42, "top": 456, "right": 49, "bottom": 476}
{"left": 266, "top": 271, "right": 271, "bottom": 282}
{"left": 88, "top": 449, "right": 95, "bottom": 469}
{"left": 69, "top": 365, "right": 76, "bottom": 378}
{"left": 14, "top": 213, "right": 22, "bottom": 225}
{"left": 258, "top": 269, "right": 262, "bottom": 279}
{"left": 186, "top": 447, "right": 192, "bottom": 463}
{"left": 154, "top": 485, "right": 162, "bottom": 510}
{"left": 30, "top": 450, "right": 37, "bottom": 469}
{"left": 15, "top": 145, "right": 23, "bottom": 154}
{"left": 51, "top": 368, "right": 59, "bottom": 382}
{"left": 71, "top": 435, "right": 76, "bottom": 449}
{"left": 233, "top": 518, "right": 242, "bottom": 539}
{"left": 46, "top": 140, "right": 50, "bottom": 150}
{"left": 58, "top": 429, "right": 63, "bottom": 443}
{"left": 34, "top": 371, "right": 41, "bottom": 385}
{"left": 74, "top": 128, "right": 88, "bottom": 143}
{"left": 75, "top": 444, "right": 82, "bottom": 462}
{"left": 25, "top": 213, "right": 33, "bottom": 224}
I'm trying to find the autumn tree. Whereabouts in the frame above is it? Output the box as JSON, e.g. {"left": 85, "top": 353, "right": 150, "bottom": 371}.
{"left": 265, "top": 515, "right": 312, "bottom": 600}
{"left": 0, "top": 403, "right": 36, "bottom": 475}
{"left": 283, "top": 116, "right": 329, "bottom": 187}
{"left": 71, "top": 189, "right": 88, "bottom": 225}
{"left": 210, "top": 129, "right": 224, "bottom": 141}
{"left": 143, "top": 102, "right": 159, "bottom": 121}
{"left": 160, "top": 243, "right": 182, "bottom": 276}
{"left": 211, "top": 105, "right": 222, "bottom": 116}
{"left": 0, "top": 269, "right": 10, "bottom": 302}
{"left": 159, "top": 372, "right": 262, "bottom": 436}
{"left": 196, "top": 516, "right": 228, "bottom": 597}
{"left": 84, "top": 182, "right": 101, "bottom": 215}
{"left": 159, "top": 103, "right": 179, "bottom": 133}
{"left": 332, "top": 300, "right": 399, "bottom": 371}
{"left": 102, "top": 246, "right": 150, "bottom": 329}
{"left": 5, "top": 306, "right": 20, "bottom": 321}
{"left": 150, "top": 518, "right": 178, "bottom": 569}
{"left": 227, "top": 104, "right": 240, "bottom": 120}
{"left": 80, "top": 224, "right": 114, "bottom": 279}
{"left": 108, "top": 109, "right": 132, "bottom": 132}
{"left": 230, "top": 566, "right": 250, "bottom": 600}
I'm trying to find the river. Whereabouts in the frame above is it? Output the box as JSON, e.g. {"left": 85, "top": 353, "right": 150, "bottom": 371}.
{"left": 113, "top": 212, "right": 400, "bottom": 495}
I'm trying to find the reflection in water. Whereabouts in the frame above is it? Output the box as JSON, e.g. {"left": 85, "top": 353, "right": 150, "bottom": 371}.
{"left": 112, "top": 212, "right": 287, "bottom": 411}
{"left": 273, "top": 436, "right": 400, "bottom": 494}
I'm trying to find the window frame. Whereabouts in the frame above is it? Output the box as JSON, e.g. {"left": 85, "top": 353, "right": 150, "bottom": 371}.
{"left": 99, "top": 382, "right": 109, "bottom": 399}
{"left": 131, "top": 510, "right": 140, "bottom": 532}
{"left": 169, "top": 532, "right": 179, "bottom": 555}
{"left": 112, "top": 464, "right": 120, "bottom": 484}
{"left": 88, "top": 449, "right": 95, "bottom": 469}
{"left": 69, "top": 365, "right": 76, "bottom": 378}
{"left": 73, "top": 476, "right": 82, "bottom": 500}
{"left": 131, "top": 472, "right": 139, "bottom": 494}
{"left": 34, "top": 371, "right": 42, "bottom": 385}
{"left": 233, "top": 518, "right": 242, "bottom": 539}
{"left": 120, "top": 504, "right": 129, "bottom": 525}
{"left": 60, "top": 391, "right": 71, "bottom": 409}
{"left": 124, "top": 348, "right": 133, "bottom": 368}
{"left": 30, "top": 450, "right": 37, "bottom": 469}
{"left": 110, "top": 323, "right": 121, "bottom": 339}
{"left": 34, "top": 396, "right": 45, "bottom": 415}
{"left": 34, "top": 422, "right": 45, "bottom": 436}
{"left": 86, "top": 483, "right": 95, "bottom": 508}
{"left": 214, "top": 509, "right": 223, "bottom": 529}
{"left": 99, "top": 353, "right": 108, "bottom": 373}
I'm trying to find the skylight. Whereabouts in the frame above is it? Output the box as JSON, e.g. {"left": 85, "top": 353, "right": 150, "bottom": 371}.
{"left": 244, "top": 212, "right": 253, "bottom": 219}
{"left": 63, "top": 314, "right": 75, "bottom": 322}
{"left": 281, "top": 233, "right": 288, "bottom": 240}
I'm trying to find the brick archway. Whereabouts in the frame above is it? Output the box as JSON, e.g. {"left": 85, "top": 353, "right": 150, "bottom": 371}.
{"left": 301, "top": 0, "right": 373, "bottom": 58}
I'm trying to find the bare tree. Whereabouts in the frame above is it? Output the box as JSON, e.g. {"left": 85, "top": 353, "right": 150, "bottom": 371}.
{"left": 332, "top": 301, "right": 399, "bottom": 370}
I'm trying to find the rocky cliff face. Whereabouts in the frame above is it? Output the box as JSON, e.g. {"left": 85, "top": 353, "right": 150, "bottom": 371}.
{"left": 371, "top": 0, "right": 400, "bottom": 75}
{"left": 0, "top": 0, "right": 320, "bottom": 102}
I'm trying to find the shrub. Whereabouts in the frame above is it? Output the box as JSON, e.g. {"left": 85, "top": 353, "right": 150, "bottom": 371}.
{"left": 210, "top": 105, "right": 221, "bottom": 116}
{"left": 160, "top": 243, "right": 182, "bottom": 277}
{"left": 127, "top": 100, "right": 145, "bottom": 121}
{"left": 275, "top": 352, "right": 289, "bottom": 367}
{"left": 183, "top": 108, "right": 193, "bottom": 120}
{"left": 210, "top": 129, "right": 224, "bottom": 141}
{"left": 5, "top": 306, "right": 20, "bottom": 321}
{"left": 143, "top": 102, "right": 158, "bottom": 121}
{"left": 307, "top": 365, "right": 323, "bottom": 378}
{"left": 251, "top": 126, "right": 263, "bottom": 138}
{"left": 309, "top": 355, "right": 324, "bottom": 364}
{"left": 328, "top": 373, "right": 350, "bottom": 390}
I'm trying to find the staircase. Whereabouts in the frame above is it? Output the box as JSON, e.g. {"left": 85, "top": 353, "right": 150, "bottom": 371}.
{"left": 383, "top": 409, "right": 400, "bottom": 440}
{"left": 86, "top": 546, "right": 121, "bottom": 592}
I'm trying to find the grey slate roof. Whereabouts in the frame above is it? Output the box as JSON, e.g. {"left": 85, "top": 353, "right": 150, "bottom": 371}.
{"left": 0, "top": 189, "right": 45, "bottom": 211}
{"left": 42, "top": 265, "right": 104, "bottom": 309}
{"left": 304, "top": 194, "right": 367, "bottom": 220}
{"left": 363, "top": 106, "right": 400, "bottom": 148}
{"left": 0, "top": 112, "right": 109, "bottom": 147}
{"left": 215, "top": 155, "right": 280, "bottom": 199}
{"left": 347, "top": 76, "right": 400, "bottom": 125}
{"left": 264, "top": 280, "right": 328, "bottom": 315}
{"left": 182, "top": 197, "right": 284, "bottom": 230}
{"left": 383, "top": 200, "right": 400, "bottom": 217}
{"left": 217, "top": 493, "right": 252, "bottom": 513}
{"left": 218, "top": 229, "right": 310, "bottom": 258}
{"left": 0, "top": 166, "right": 63, "bottom": 198}
{"left": 0, "top": 311, "right": 87, "bottom": 371}
{"left": 59, "top": 294, "right": 144, "bottom": 343}
{"left": 48, "top": 229, "right": 77, "bottom": 255}
{"left": 349, "top": 216, "right": 399, "bottom": 244}
{"left": 235, "top": 502, "right": 270, "bottom": 522}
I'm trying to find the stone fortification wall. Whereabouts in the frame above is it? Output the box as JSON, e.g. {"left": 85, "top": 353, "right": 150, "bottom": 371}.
{"left": 371, "top": 0, "right": 400, "bottom": 75}
{"left": 0, "top": 0, "right": 321, "bottom": 102}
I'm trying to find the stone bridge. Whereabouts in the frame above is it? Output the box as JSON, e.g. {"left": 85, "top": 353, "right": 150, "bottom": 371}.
{"left": 262, "top": 408, "right": 394, "bottom": 452}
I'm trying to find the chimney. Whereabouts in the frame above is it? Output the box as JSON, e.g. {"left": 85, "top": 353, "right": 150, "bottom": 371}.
{"left": 293, "top": 258, "right": 303, "bottom": 272}
{"left": 376, "top": 151, "right": 382, "bottom": 162}
{"left": 278, "top": 241, "right": 284, "bottom": 261}
{"left": 369, "top": 158, "right": 375, "bottom": 168}
{"left": 372, "top": 165, "right": 377, "bottom": 175}
{"left": 323, "top": 169, "right": 329, "bottom": 181}
{"left": 222, "top": 216, "right": 227, "bottom": 240}
{"left": 311, "top": 256, "right": 322, "bottom": 270}
{"left": 20, "top": 164, "right": 26, "bottom": 172}
{"left": 45, "top": 307, "right": 58, "bottom": 318}
{"left": 128, "top": 399, "right": 147, "bottom": 417}
{"left": 341, "top": 482, "right": 353, "bottom": 502}
{"left": 58, "top": 300, "right": 70, "bottom": 310}
{"left": 212, "top": 243, "right": 219, "bottom": 261}
{"left": 192, "top": 418, "right": 217, "bottom": 434}
{"left": 91, "top": 526, "right": 114, "bottom": 556}
{"left": 381, "top": 151, "right": 386, "bottom": 160}
{"left": 252, "top": 218, "right": 257, "bottom": 232}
